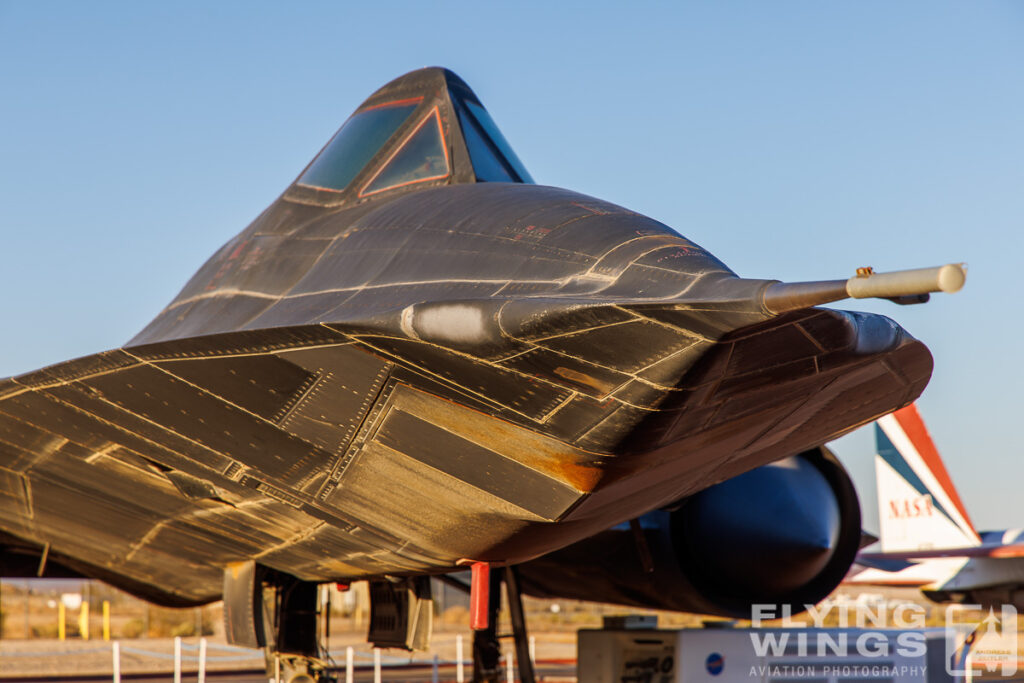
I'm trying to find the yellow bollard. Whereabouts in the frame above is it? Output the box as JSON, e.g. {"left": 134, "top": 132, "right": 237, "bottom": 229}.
{"left": 79, "top": 601, "right": 89, "bottom": 640}
{"left": 58, "top": 602, "right": 66, "bottom": 641}
{"left": 103, "top": 601, "right": 110, "bottom": 641}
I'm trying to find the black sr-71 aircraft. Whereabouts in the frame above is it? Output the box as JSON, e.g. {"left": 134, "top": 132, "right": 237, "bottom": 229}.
{"left": 0, "top": 68, "right": 964, "bottom": 681}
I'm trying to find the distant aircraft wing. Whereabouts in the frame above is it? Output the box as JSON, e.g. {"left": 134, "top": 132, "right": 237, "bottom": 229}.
{"left": 859, "top": 543, "right": 1024, "bottom": 562}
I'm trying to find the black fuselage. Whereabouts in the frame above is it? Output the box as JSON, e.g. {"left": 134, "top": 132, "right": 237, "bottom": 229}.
{"left": 0, "top": 70, "right": 931, "bottom": 607}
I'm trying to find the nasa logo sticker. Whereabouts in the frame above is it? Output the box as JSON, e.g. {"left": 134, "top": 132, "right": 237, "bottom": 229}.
{"left": 706, "top": 652, "right": 724, "bottom": 676}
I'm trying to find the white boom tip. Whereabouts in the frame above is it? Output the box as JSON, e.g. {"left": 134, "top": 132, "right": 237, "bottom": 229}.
{"left": 846, "top": 263, "right": 967, "bottom": 299}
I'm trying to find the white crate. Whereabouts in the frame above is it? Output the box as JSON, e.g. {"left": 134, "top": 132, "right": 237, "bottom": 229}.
{"left": 578, "top": 627, "right": 951, "bottom": 683}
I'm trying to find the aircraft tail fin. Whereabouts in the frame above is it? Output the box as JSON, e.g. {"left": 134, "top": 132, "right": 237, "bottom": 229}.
{"left": 875, "top": 404, "right": 979, "bottom": 552}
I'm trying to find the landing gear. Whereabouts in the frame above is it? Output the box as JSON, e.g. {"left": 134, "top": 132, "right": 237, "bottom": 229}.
{"left": 269, "top": 652, "right": 331, "bottom": 683}
{"left": 267, "top": 578, "right": 330, "bottom": 683}
{"left": 505, "top": 568, "right": 537, "bottom": 683}
{"left": 471, "top": 566, "right": 536, "bottom": 683}
{"left": 367, "top": 576, "right": 433, "bottom": 650}
{"left": 222, "top": 562, "right": 334, "bottom": 683}
{"left": 221, "top": 561, "right": 537, "bottom": 683}
{"left": 471, "top": 569, "right": 502, "bottom": 682}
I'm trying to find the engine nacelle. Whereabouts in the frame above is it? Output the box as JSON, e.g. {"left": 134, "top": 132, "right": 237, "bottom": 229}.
{"left": 517, "top": 447, "right": 861, "bottom": 618}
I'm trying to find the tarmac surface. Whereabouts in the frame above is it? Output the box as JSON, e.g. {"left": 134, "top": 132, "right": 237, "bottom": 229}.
{"left": 0, "top": 635, "right": 576, "bottom": 682}
{"left": 0, "top": 662, "right": 578, "bottom": 683}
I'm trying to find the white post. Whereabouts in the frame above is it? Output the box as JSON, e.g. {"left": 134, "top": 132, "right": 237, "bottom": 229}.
{"left": 198, "top": 638, "right": 207, "bottom": 683}
{"left": 373, "top": 648, "right": 382, "bottom": 683}
{"left": 274, "top": 656, "right": 281, "bottom": 683}
{"left": 506, "top": 649, "right": 513, "bottom": 683}
{"left": 456, "top": 634, "right": 465, "bottom": 683}
{"left": 173, "top": 636, "right": 182, "bottom": 683}
{"left": 345, "top": 646, "right": 354, "bottom": 683}
{"left": 112, "top": 641, "right": 120, "bottom": 683}
{"left": 529, "top": 635, "right": 536, "bottom": 664}
{"left": 432, "top": 654, "right": 440, "bottom": 683}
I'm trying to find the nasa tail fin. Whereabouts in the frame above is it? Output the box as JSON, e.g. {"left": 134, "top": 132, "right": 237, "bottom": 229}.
{"left": 875, "top": 404, "right": 979, "bottom": 552}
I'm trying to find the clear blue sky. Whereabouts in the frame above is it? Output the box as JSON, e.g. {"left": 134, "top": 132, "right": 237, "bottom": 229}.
{"left": 1, "top": 1, "right": 1021, "bottom": 532}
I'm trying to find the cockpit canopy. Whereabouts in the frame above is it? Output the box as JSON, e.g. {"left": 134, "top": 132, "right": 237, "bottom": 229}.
{"left": 454, "top": 97, "right": 532, "bottom": 184}
{"left": 287, "top": 68, "right": 532, "bottom": 207}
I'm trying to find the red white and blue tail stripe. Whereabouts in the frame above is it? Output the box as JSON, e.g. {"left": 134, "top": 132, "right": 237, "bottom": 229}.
{"left": 874, "top": 403, "right": 980, "bottom": 552}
